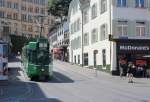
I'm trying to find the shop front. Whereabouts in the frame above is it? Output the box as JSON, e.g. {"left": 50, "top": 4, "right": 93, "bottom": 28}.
{"left": 116, "top": 40, "right": 150, "bottom": 77}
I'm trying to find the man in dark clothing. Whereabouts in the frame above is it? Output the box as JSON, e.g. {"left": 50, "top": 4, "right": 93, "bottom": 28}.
{"left": 127, "top": 62, "right": 136, "bottom": 83}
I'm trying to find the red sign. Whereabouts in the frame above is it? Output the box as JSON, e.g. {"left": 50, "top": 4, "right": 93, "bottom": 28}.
{"left": 53, "top": 48, "right": 61, "bottom": 54}
{"left": 136, "top": 60, "right": 147, "bottom": 65}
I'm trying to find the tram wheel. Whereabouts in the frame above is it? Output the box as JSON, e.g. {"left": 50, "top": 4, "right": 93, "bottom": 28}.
{"left": 31, "top": 76, "right": 39, "bottom": 81}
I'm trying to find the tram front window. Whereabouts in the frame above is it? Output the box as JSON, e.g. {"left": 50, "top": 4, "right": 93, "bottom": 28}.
{"left": 37, "top": 50, "right": 49, "bottom": 65}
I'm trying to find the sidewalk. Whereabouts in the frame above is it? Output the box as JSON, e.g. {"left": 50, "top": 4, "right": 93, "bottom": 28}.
{"left": 55, "top": 60, "right": 150, "bottom": 84}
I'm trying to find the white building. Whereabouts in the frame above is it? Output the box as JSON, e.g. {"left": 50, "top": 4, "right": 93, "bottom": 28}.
{"left": 68, "top": 0, "right": 150, "bottom": 75}
{"left": 49, "top": 20, "right": 69, "bottom": 61}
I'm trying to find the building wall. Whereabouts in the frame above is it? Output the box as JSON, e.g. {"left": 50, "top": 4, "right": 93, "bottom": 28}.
{"left": 69, "top": 0, "right": 150, "bottom": 74}
{"left": 49, "top": 21, "right": 69, "bottom": 50}
{"left": 69, "top": 0, "right": 82, "bottom": 63}
{"left": 0, "top": 0, "right": 49, "bottom": 39}
{"left": 69, "top": 0, "right": 111, "bottom": 68}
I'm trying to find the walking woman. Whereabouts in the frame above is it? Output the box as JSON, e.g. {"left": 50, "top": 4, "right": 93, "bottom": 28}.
{"left": 127, "top": 62, "right": 136, "bottom": 83}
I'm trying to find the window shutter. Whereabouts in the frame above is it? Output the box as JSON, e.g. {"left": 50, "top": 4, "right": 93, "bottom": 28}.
{"left": 112, "top": 20, "right": 117, "bottom": 35}
{"left": 105, "top": 24, "right": 108, "bottom": 39}
{"left": 145, "top": 21, "right": 149, "bottom": 36}
{"left": 128, "top": 20, "right": 136, "bottom": 37}
{"left": 128, "top": 0, "right": 135, "bottom": 8}
{"left": 112, "top": 0, "right": 117, "bottom": 7}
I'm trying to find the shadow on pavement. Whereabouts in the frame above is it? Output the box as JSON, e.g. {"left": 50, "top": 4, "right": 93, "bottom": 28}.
{"left": 1, "top": 69, "right": 63, "bottom": 102}
{"left": 8, "top": 67, "right": 22, "bottom": 81}
{"left": 48, "top": 71, "right": 74, "bottom": 83}
{"left": 0, "top": 57, "right": 62, "bottom": 102}
{"left": 8, "top": 56, "right": 21, "bottom": 62}
{"left": 0, "top": 81, "right": 62, "bottom": 102}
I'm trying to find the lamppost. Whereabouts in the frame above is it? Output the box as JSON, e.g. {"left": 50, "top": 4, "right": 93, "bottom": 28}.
{"left": 35, "top": 15, "right": 47, "bottom": 38}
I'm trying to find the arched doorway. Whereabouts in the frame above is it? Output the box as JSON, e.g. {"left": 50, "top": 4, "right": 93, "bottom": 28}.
{"left": 93, "top": 50, "right": 98, "bottom": 67}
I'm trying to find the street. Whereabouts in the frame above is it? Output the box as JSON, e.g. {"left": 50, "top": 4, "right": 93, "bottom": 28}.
{"left": 0, "top": 57, "right": 150, "bottom": 102}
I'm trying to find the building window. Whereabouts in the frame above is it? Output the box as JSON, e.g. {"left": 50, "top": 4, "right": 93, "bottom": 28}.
{"left": 0, "top": 0, "right": 5, "bottom": 7}
{"left": 74, "top": 21, "right": 77, "bottom": 32}
{"left": 14, "top": 23, "right": 18, "bottom": 34}
{"left": 91, "top": 28, "right": 98, "bottom": 44}
{"left": 7, "top": 1, "right": 11, "bottom": 8}
{"left": 7, "top": 13, "right": 12, "bottom": 19}
{"left": 22, "top": 6, "right": 26, "bottom": 11}
{"left": 13, "top": 13, "right": 18, "bottom": 20}
{"left": 100, "top": 24, "right": 108, "bottom": 40}
{"left": 91, "top": 4, "right": 97, "bottom": 19}
{"left": 28, "top": 26, "right": 33, "bottom": 32}
{"left": 28, "top": 7, "right": 33, "bottom": 12}
{"left": 77, "top": 18, "right": 81, "bottom": 31}
{"left": 22, "top": 24, "right": 27, "bottom": 31}
{"left": 84, "top": 53, "right": 88, "bottom": 66}
{"left": 21, "top": 14, "right": 27, "bottom": 22}
{"left": 102, "top": 49, "right": 106, "bottom": 66}
{"left": 41, "top": 8, "right": 45, "bottom": 14}
{"left": 0, "top": 11, "right": 5, "bottom": 18}
{"left": 35, "top": 7, "right": 39, "bottom": 13}
{"left": 84, "top": 33, "right": 89, "bottom": 46}
{"left": 117, "top": 0, "right": 127, "bottom": 7}
{"left": 77, "top": 36, "right": 81, "bottom": 48}
{"left": 73, "top": 4, "right": 78, "bottom": 14}
{"left": 71, "top": 36, "right": 81, "bottom": 50}
{"left": 28, "top": 15, "right": 33, "bottom": 23}
{"left": 14, "top": 3, "right": 18, "bottom": 9}
{"left": 83, "top": 9, "right": 89, "bottom": 24}
{"left": 136, "top": 22, "right": 145, "bottom": 36}
{"left": 135, "top": 0, "right": 144, "bottom": 8}
{"left": 101, "top": 0, "right": 107, "bottom": 14}
{"left": 117, "top": 21, "right": 128, "bottom": 36}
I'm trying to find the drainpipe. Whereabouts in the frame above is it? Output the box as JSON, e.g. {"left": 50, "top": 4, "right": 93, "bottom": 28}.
{"left": 81, "top": 9, "right": 84, "bottom": 67}
{"left": 109, "top": 0, "right": 112, "bottom": 73}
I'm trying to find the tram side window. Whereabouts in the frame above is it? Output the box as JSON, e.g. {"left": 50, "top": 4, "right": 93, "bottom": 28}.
{"left": 29, "top": 50, "right": 36, "bottom": 63}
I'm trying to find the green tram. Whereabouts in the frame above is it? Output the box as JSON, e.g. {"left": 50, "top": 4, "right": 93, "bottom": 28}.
{"left": 21, "top": 38, "right": 53, "bottom": 81}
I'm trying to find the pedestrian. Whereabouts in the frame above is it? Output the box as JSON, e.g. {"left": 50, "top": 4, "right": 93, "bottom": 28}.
{"left": 119, "top": 63, "right": 124, "bottom": 78}
{"left": 127, "top": 62, "right": 136, "bottom": 83}
{"left": 136, "top": 65, "right": 144, "bottom": 77}
{"left": 119, "top": 59, "right": 126, "bottom": 78}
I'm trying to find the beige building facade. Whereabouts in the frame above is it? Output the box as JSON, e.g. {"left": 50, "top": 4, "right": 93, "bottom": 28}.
{"left": 0, "top": 0, "right": 49, "bottom": 41}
